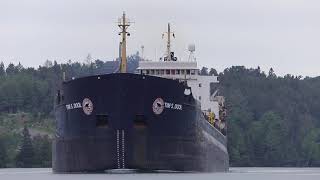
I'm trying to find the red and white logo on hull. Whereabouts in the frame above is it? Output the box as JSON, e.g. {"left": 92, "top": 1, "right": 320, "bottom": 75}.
{"left": 152, "top": 98, "right": 164, "bottom": 115}
{"left": 82, "top": 98, "right": 93, "bottom": 115}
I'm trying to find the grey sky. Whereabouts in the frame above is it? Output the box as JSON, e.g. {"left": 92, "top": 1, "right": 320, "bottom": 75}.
{"left": 0, "top": 0, "right": 319, "bottom": 77}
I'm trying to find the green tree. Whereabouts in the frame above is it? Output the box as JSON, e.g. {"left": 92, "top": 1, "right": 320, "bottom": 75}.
{"left": 268, "top": 67, "right": 276, "bottom": 78}
{"left": 257, "top": 112, "right": 288, "bottom": 166}
{"left": 0, "top": 136, "right": 7, "bottom": 168}
{"left": 16, "top": 126, "right": 34, "bottom": 167}
{"left": 209, "top": 68, "right": 218, "bottom": 76}
{"left": 301, "top": 128, "right": 320, "bottom": 166}
{"left": 6, "top": 63, "right": 18, "bottom": 76}
{"left": 0, "top": 62, "right": 5, "bottom": 76}
{"left": 200, "top": 67, "right": 208, "bottom": 75}
{"left": 33, "top": 135, "right": 52, "bottom": 167}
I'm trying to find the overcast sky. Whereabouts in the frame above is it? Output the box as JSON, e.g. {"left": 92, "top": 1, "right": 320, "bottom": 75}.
{"left": 0, "top": 0, "right": 320, "bottom": 77}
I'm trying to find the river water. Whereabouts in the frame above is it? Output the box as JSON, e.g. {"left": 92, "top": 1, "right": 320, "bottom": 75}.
{"left": 1, "top": 168, "right": 320, "bottom": 180}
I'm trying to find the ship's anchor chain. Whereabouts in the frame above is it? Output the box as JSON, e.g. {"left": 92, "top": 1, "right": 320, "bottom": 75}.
{"left": 116, "top": 130, "right": 125, "bottom": 169}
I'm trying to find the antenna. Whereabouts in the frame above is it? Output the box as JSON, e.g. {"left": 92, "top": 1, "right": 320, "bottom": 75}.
{"left": 141, "top": 45, "right": 144, "bottom": 60}
{"left": 162, "top": 23, "right": 176, "bottom": 61}
{"left": 188, "top": 43, "right": 196, "bottom": 62}
{"left": 118, "top": 12, "right": 132, "bottom": 73}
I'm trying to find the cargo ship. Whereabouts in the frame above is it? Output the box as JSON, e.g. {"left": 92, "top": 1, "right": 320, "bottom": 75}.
{"left": 53, "top": 13, "right": 229, "bottom": 172}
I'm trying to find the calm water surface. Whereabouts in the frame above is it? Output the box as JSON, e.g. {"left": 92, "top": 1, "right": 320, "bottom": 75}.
{"left": 1, "top": 168, "right": 320, "bottom": 180}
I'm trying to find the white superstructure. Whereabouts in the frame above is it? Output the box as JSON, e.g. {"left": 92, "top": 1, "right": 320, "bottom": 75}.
{"left": 137, "top": 60, "right": 221, "bottom": 119}
{"left": 138, "top": 24, "right": 224, "bottom": 120}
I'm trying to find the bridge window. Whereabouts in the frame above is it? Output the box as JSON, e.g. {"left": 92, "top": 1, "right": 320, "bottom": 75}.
{"left": 176, "top": 70, "right": 180, "bottom": 75}
{"left": 160, "top": 70, "right": 165, "bottom": 75}
{"left": 171, "top": 70, "right": 175, "bottom": 75}
{"left": 156, "top": 70, "right": 160, "bottom": 75}
{"left": 166, "top": 69, "right": 170, "bottom": 74}
{"left": 186, "top": 70, "right": 190, "bottom": 75}
{"left": 146, "top": 70, "right": 150, "bottom": 74}
{"left": 181, "top": 70, "right": 185, "bottom": 75}
{"left": 191, "top": 70, "right": 195, "bottom": 75}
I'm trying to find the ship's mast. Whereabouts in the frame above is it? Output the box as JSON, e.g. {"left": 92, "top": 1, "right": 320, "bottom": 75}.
{"left": 167, "top": 23, "right": 171, "bottom": 61}
{"left": 163, "top": 23, "right": 175, "bottom": 61}
{"left": 118, "top": 12, "right": 131, "bottom": 73}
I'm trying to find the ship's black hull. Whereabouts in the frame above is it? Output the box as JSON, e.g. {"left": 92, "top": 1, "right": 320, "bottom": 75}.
{"left": 53, "top": 73, "right": 229, "bottom": 172}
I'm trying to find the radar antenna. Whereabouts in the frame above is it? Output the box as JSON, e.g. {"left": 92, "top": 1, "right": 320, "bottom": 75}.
{"left": 188, "top": 44, "right": 196, "bottom": 62}
{"left": 118, "top": 12, "right": 132, "bottom": 73}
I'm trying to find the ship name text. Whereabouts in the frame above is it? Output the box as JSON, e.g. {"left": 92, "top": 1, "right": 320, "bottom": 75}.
{"left": 164, "top": 102, "right": 182, "bottom": 110}
{"left": 66, "top": 102, "right": 82, "bottom": 110}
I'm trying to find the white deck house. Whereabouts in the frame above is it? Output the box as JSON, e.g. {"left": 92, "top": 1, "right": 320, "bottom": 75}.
{"left": 137, "top": 60, "right": 221, "bottom": 119}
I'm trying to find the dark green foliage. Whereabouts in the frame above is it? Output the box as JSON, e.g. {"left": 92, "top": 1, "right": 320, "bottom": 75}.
{"left": 0, "top": 135, "right": 7, "bottom": 168}
{"left": 221, "top": 66, "right": 320, "bottom": 166}
{"left": 209, "top": 68, "right": 218, "bottom": 76}
{"left": 33, "top": 135, "right": 52, "bottom": 167}
{"left": 0, "top": 62, "right": 5, "bottom": 77}
{"left": 249, "top": 112, "right": 288, "bottom": 166}
{"left": 6, "top": 63, "right": 19, "bottom": 76}
{"left": 16, "top": 126, "right": 34, "bottom": 167}
{"left": 0, "top": 113, "right": 53, "bottom": 168}
{"left": 200, "top": 67, "right": 209, "bottom": 75}
{"left": 301, "top": 128, "right": 320, "bottom": 166}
